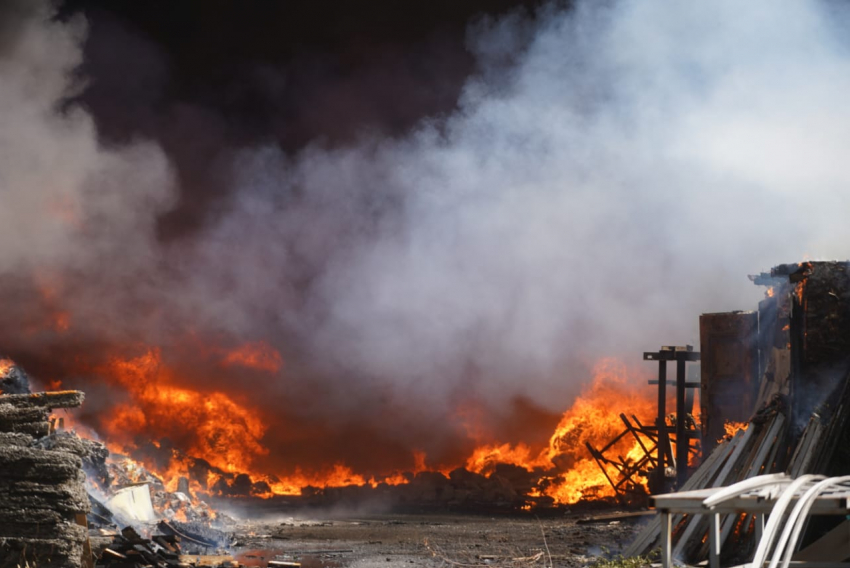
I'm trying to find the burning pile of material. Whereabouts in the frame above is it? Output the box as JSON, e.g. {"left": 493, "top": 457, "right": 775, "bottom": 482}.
{"left": 0, "top": 362, "right": 234, "bottom": 567}
{"left": 83, "top": 355, "right": 658, "bottom": 512}
{"left": 95, "top": 455, "right": 220, "bottom": 527}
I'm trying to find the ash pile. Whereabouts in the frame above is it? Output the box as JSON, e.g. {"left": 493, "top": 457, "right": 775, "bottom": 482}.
{"left": 626, "top": 261, "right": 850, "bottom": 564}
{"left": 0, "top": 363, "right": 232, "bottom": 568}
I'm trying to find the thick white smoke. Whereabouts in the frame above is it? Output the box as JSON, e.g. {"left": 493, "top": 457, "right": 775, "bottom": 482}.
{"left": 190, "top": 0, "right": 850, "bottom": 411}
{"left": 3, "top": 0, "right": 850, "bottom": 456}
{"left": 0, "top": 1, "right": 175, "bottom": 347}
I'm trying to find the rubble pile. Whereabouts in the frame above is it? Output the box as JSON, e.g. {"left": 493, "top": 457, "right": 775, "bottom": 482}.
{"left": 152, "top": 486, "right": 218, "bottom": 524}
{"left": 96, "top": 526, "right": 184, "bottom": 568}
{"left": 0, "top": 389, "right": 90, "bottom": 568}
{"left": 90, "top": 455, "right": 233, "bottom": 555}
{"left": 102, "top": 458, "right": 218, "bottom": 524}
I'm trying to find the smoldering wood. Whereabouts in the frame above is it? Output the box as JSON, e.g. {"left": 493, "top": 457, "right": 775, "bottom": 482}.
{"left": 798, "top": 261, "right": 850, "bottom": 366}
{"left": 0, "top": 445, "right": 83, "bottom": 482}
{"left": 95, "top": 529, "right": 186, "bottom": 568}
{"left": 0, "top": 431, "right": 34, "bottom": 446}
{"left": 0, "top": 508, "right": 82, "bottom": 529}
{"left": 157, "top": 519, "right": 227, "bottom": 549}
{"left": 0, "top": 364, "right": 31, "bottom": 395}
{"left": 0, "top": 389, "right": 85, "bottom": 409}
{"left": 36, "top": 430, "right": 97, "bottom": 455}
{"left": 0, "top": 421, "right": 51, "bottom": 437}
{"left": 0, "top": 537, "right": 85, "bottom": 567}
{"left": 0, "top": 478, "right": 90, "bottom": 512}
{"left": 0, "top": 403, "right": 50, "bottom": 422}
{"left": 38, "top": 432, "right": 112, "bottom": 488}
{"left": 101, "top": 548, "right": 127, "bottom": 560}
{"left": 38, "top": 431, "right": 109, "bottom": 467}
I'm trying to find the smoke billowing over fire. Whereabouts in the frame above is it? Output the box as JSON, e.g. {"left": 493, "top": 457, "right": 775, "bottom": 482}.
{"left": 2, "top": 0, "right": 850, "bottom": 502}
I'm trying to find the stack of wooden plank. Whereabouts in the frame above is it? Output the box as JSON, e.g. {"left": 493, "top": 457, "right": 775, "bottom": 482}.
{"left": 0, "top": 390, "right": 91, "bottom": 568}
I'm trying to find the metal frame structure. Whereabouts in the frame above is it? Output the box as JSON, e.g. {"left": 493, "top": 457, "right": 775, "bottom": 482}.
{"left": 644, "top": 345, "right": 701, "bottom": 491}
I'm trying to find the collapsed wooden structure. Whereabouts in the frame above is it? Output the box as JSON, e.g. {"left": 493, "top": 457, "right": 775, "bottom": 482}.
{"left": 625, "top": 261, "right": 850, "bottom": 564}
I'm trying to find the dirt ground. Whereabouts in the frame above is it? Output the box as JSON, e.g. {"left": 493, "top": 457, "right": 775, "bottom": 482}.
{"left": 227, "top": 511, "right": 649, "bottom": 568}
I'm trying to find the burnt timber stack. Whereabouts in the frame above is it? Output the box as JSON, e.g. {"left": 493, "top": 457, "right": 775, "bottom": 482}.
{"left": 0, "top": 389, "right": 91, "bottom": 568}
{"left": 626, "top": 260, "right": 850, "bottom": 563}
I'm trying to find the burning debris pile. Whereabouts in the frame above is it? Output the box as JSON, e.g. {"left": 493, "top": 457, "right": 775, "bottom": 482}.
{"left": 0, "top": 348, "right": 659, "bottom": 565}
{"left": 96, "top": 455, "right": 220, "bottom": 528}
{"left": 0, "top": 362, "right": 234, "bottom": 567}
{"left": 626, "top": 261, "right": 850, "bottom": 564}
{"left": 85, "top": 450, "right": 234, "bottom": 556}
{"left": 61, "top": 349, "right": 658, "bottom": 513}
{"left": 0, "top": 386, "right": 90, "bottom": 568}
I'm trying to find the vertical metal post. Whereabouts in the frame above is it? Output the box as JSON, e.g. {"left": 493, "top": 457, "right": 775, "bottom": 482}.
{"left": 709, "top": 513, "right": 721, "bottom": 568}
{"left": 676, "top": 358, "right": 688, "bottom": 487}
{"left": 657, "top": 359, "right": 667, "bottom": 492}
{"left": 660, "top": 510, "right": 672, "bottom": 568}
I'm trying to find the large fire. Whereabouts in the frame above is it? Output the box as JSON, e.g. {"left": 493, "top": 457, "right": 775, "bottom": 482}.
{"left": 463, "top": 360, "right": 657, "bottom": 503}
{"left": 40, "top": 349, "right": 659, "bottom": 507}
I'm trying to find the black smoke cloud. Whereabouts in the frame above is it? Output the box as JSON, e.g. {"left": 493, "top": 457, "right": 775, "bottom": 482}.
{"left": 2, "top": 0, "right": 849, "bottom": 474}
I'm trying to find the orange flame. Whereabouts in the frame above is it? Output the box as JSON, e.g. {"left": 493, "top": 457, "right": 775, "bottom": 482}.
{"left": 463, "top": 359, "right": 656, "bottom": 504}
{"left": 0, "top": 358, "right": 14, "bottom": 376}
{"left": 795, "top": 262, "right": 813, "bottom": 304}
{"left": 720, "top": 420, "right": 749, "bottom": 443}
{"left": 57, "top": 347, "right": 662, "bottom": 507}
{"left": 93, "top": 348, "right": 440, "bottom": 499}
{"left": 466, "top": 442, "right": 549, "bottom": 475}
{"left": 542, "top": 359, "right": 656, "bottom": 503}
{"left": 100, "top": 349, "right": 269, "bottom": 474}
